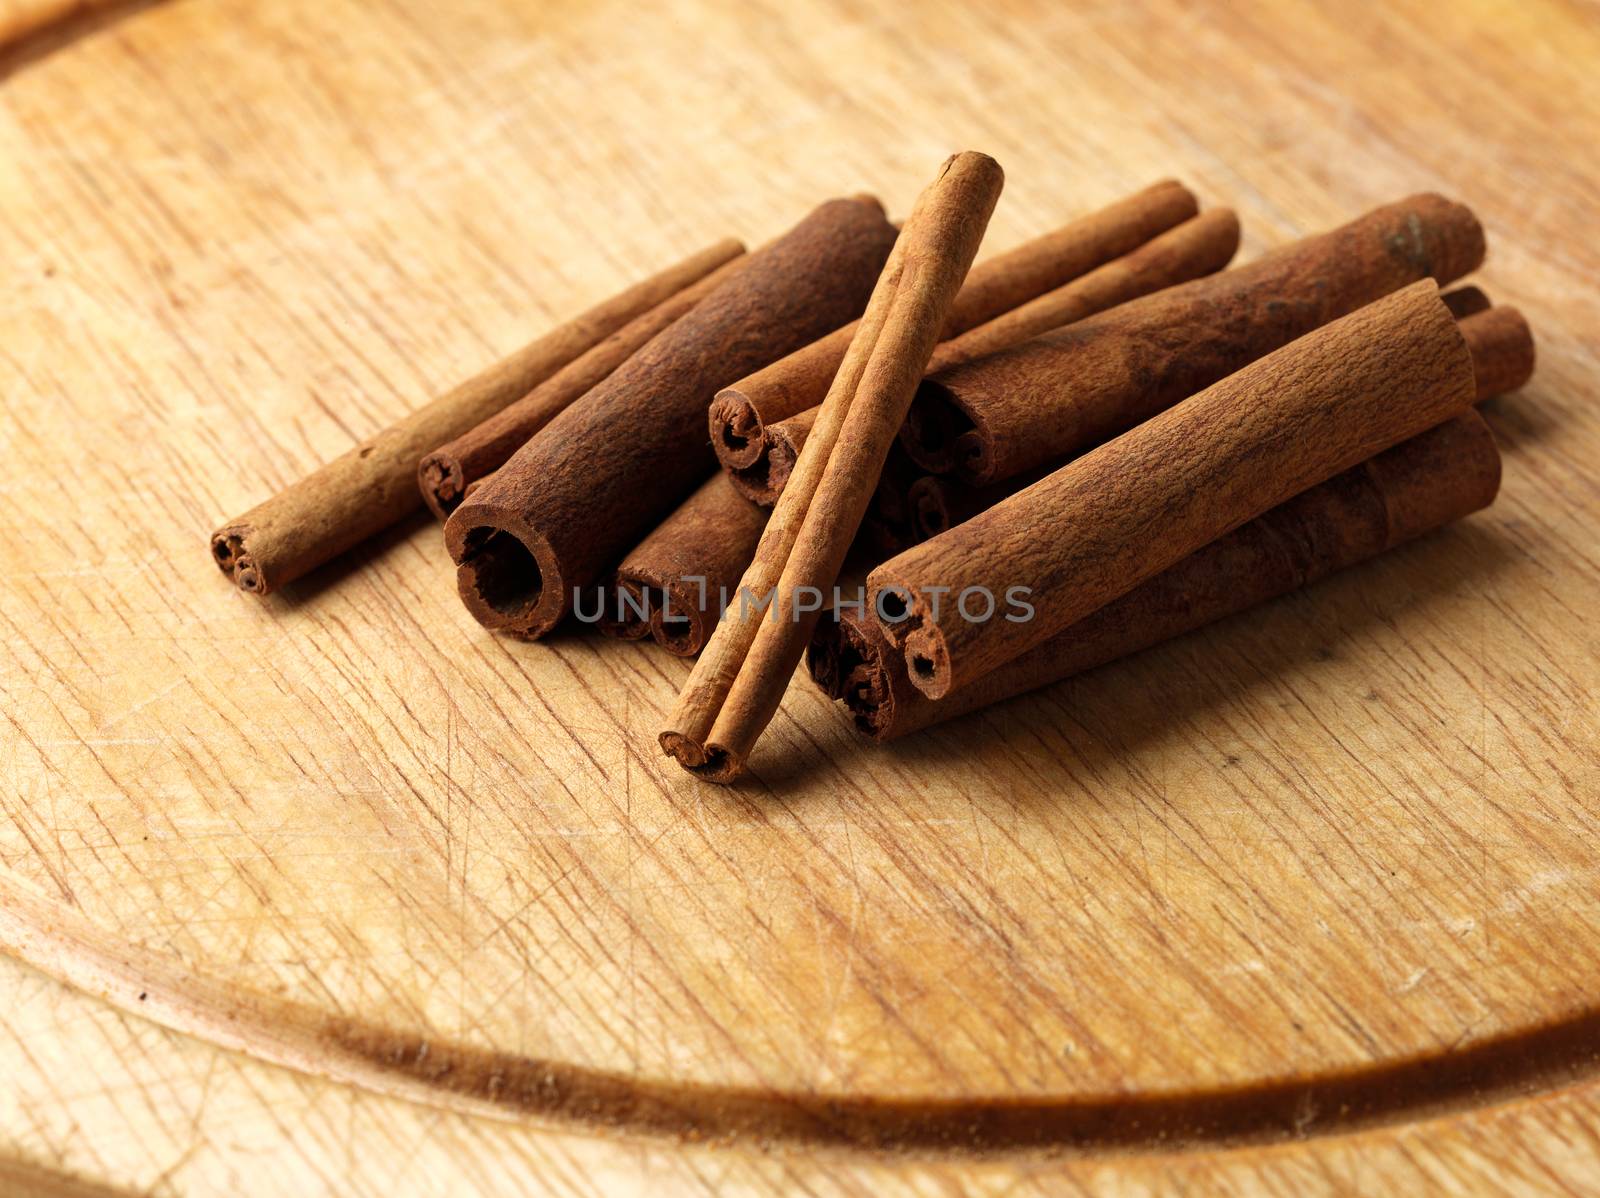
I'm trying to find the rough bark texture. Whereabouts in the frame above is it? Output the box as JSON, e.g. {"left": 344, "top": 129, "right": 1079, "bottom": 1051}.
{"left": 211, "top": 238, "right": 747, "bottom": 595}
{"left": 725, "top": 206, "right": 1239, "bottom": 507}
{"left": 928, "top": 207, "right": 1240, "bottom": 371}
{"left": 442, "top": 197, "right": 897, "bottom": 638}
{"left": 901, "top": 193, "right": 1485, "bottom": 484}
{"left": 604, "top": 473, "right": 769, "bottom": 657}
{"left": 872, "top": 281, "right": 1478, "bottom": 699}
{"left": 663, "top": 153, "right": 1005, "bottom": 782}
{"left": 707, "top": 179, "right": 1198, "bottom": 471}
{"left": 418, "top": 245, "right": 747, "bottom": 518}
{"left": 815, "top": 413, "right": 1501, "bottom": 740}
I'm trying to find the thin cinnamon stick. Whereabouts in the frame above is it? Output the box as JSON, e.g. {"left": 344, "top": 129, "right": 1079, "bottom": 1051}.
{"left": 662, "top": 152, "right": 1005, "bottom": 782}
{"left": 724, "top": 208, "right": 1240, "bottom": 507}
{"left": 901, "top": 193, "right": 1485, "bottom": 483}
{"left": 815, "top": 412, "right": 1501, "bottom": 740}
{"left": 872, "top": 280, "right": 1478, "bottom": 700}
{"left": 443, "top": 197, "right": 898, "bottom": 639}
{"left": 418, "top": 249, "right": 749, "bottom": 519}
{"left": 602, "top": 473, "right": 769, "bottom": 657}
{"left": 209, "top": 238, "right": 744, "bottom": 595}
{"left": 929, "top": 207, "right": 1241, "bottom": 371}
{"left": 708, "top": 179, "right": 1199, "bottom": 471}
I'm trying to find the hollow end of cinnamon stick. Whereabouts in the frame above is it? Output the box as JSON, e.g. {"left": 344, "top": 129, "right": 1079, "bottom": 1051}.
{"left": 418, "top": 453, "right": 467, "bottom": 520}
{"left": 650, "top": 579, "right": 714, "bottom": 657}
{"left": 708, "top": 390, "right": 766, "bottom": 470}
{"left": 727, "top": 423, "right": 805, "bottom": 507}
{"left": 210, "top": 526, "right": 264, "bottom": 593}
{"left": 596, "top": 577, "right": 655, "bottom": 641}
{"left": 900, "top": 379, "right": 989, "bottom": 477}
{"left": 445, "top": 503, "right": 565, "bottom": 639}
{"left": 1461, "top": 306, "right": 1536, "bottom": 400}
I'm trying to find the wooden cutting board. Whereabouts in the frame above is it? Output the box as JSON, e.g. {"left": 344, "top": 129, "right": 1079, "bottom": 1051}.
{"left": 1, "top": 0, "right": 1597, "bottom": 1190}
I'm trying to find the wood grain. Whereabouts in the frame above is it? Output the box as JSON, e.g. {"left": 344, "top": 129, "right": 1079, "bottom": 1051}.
{"left": 0, "top": 0, "right": 1597, "bottom": 1186}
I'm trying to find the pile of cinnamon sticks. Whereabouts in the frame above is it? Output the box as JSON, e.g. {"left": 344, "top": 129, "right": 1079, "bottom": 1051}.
{"left": 210, "top": 152, "right": 1534, "bottom": 784}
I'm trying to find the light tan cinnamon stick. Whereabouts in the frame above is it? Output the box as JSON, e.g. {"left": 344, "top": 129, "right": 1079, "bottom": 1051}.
{"left": 418, "top": 249, "right": 749, "bottom": 518}
{"left": 707, "top": 179, "right": 1198, "bottom": 471}
{"left": 661, "top": 152, "right": 1005, "bottom": 783}
{"left": 871, "top": 280, "right": 1478, "bottom": 699}
{"left": 210, "top": 239, "right": 742, "bottom": 594}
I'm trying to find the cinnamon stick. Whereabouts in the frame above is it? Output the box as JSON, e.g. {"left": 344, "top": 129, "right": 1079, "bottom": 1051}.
{"left": 725, "top": 407, "right": 816, "bottom": 506}
{"left": 1459, "top": 306, "right": 1536, "bottom": 398}
{"left": 708, "top": 179, "right": 1199, "bottom": 472}
{"left": 418, "top": 250, "right": 748, "bottom": 518}
{"left": 209, "top": 238, "right": 743, "bottom": 595}
{"left": 901, "top": 193, "right": 1485, "bottom": 483}
{"left": 904, "top": 465, "right": 1051, "bottom": 543}
{"left": 901, "top": 305, "right": 1529, "bottom": 544}
{"left": 814, "top": 412, "right": 1501, "bottom": 740}
{"left": 928, "top": 207, "right": 1241, "bottom": 371}
{"left": 443, "top": 196, "right": 897, "bottom": 639}
{"left": 603, "top": 473, "right": 768, "bottom": 657}
{"left": 872, "top": 280, "right": 1478, "bottom": 699}
{"left": 1442, "top": 285, "right": 1492, "bottom": 318}
{"left": 724, "top": 208, "right": 1240, "bottom": 507}
{"left": 662, "top": 152, "right": 1005, "bottom": 782}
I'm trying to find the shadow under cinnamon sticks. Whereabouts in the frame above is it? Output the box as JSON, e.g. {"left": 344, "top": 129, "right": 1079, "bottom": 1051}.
{"left": 748, "top": 521, "right": 1514, "bottom": 795}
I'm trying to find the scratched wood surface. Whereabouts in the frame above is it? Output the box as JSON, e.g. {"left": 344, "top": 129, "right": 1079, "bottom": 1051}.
{"left": 1, "top": 0, "right": 1597, "bottom": 1189}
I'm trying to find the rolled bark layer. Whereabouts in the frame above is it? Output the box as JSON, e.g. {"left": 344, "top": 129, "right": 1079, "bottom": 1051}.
{"left": 663, "top": 153, "right": 1005, "bottom": 782}
{"left": 726, "top": 208, "right": 1239, "bottom": 509}
{"left": 726, "top": 408, "right": 816, "bottom": 506}
{"left": 815, "top": 412, "right": 1501, "bottom": 740}
{"left": 419, "top": 247, "right": 748, "bottom": 519}
{"left": 605, "top": 474, "right": 769, "bottom": 658}
{"left": 443, "top": 197, "right": 898, "bottom": 639}
{"left": 708, "top": 179, "right": 1199, "bottom": 471}
{"left": 902, "top": 193, "right": 1486, "bottom": 484}
{"left": 211, "top": 238, "right": 745, "bottom": 595}
{"left": 872, "top": 281, "right": 1478, "bottom": 699}
{"left": 929, "top": 207, "right": 1241, "bottom": 371}
{"left": 900, "top": 305, "right": 1528, "bottom": 545}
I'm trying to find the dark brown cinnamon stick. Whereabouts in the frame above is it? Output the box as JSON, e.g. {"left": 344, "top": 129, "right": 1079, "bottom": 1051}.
{"left": 209, "top": 238, "right": 743, "bottom": 595}
{"left": 418, "top": 250, "right": 749, "bottom": 519}
{"left": 1460, "top": 306, "right": 1536, "bottom": 398}
{"left": 602, "top": 474, "right": 768, "bottom": 657}
{"left": 900, "top": 305, "right": 1529, "bottom": 544}
{"left": 872, "top": 281, "right": 1478, "bottom": 699}
{"left": 901, "top": 193, "right": 1485, "bottom": 483}
{"left": 662, "top": 153, "right": 1005, "bottom": 782}
{"left": 443, "top": 197, "right": 897, "bottom": 639}
{"left": 813, "top": 412, "right": 1501, "bottom": 740}
{"left": 1442, "top": 285, "right": 1492, "bottom": 318}
{"left": 708, "top": 179, "right": 1199, "bottom": 472}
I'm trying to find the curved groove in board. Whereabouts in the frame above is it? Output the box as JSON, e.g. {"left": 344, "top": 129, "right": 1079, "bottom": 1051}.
{"left": 3, "top": 866, "right": 1598, "bottom": 1156}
